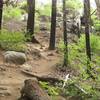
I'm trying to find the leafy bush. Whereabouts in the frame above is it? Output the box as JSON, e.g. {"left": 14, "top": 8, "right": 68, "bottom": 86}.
{"left": 0, "top": 30, "right": 26, "bottom": 52}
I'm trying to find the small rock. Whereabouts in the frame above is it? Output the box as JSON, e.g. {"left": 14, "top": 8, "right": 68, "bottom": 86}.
{"left": 21, "top": 64, "right": 32, "bottom": 72}
{"left": 4, "top": 51, "right": 27, "bottom": 65}
{"left": 47, "top": 53, "right": 54, "bottom": 56}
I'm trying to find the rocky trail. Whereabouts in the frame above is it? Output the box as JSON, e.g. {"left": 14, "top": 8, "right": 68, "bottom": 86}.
{"left": 0, "top": 30, "right": 69, "bottom": 100}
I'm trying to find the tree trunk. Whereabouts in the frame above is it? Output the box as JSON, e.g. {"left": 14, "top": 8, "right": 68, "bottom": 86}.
{"left": 62, "top": 0, "right": 68, "bottom": 67}
{"left": 49, "top": 0, "right": 57, "bottom": 50}
{"left": 84, "top": 0, "right": 96, "bottom": 79}
{"left": 0, "top": 0, "right": 3, "bottom": 30}
{"left": 84, "top": 0, "right": 91, "bottom": 61}
{"left": 95, "top": 0, "right": 100, "bottom": 19}
{"left": 19, "top": 79, "right": 51, "bottom": 100}
{"left": 27, "top": 0, "right": 38, "bottom": 43}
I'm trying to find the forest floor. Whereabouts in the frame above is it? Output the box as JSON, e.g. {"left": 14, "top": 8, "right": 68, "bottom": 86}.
{"left": 0, "top": 20, "right": 77, "bottom": 100}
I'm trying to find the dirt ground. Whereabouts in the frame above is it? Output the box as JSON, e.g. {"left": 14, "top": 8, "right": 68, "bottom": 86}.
{"left": 0, "top": 46, "right": 63, "bottom": 100}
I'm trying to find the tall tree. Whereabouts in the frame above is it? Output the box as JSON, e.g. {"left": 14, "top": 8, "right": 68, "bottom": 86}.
{"left": 27, "top": 0, "right": 38, "bottom": 43}
{"left": 62, "top": 0, "right": 68, "bottom": 67}
{"left": 49, "top": 0, "right": 57, "bottom": 50}
{"left": 0, "top": 0, "right": 3, "bottom": 30}
{"left": 84, "top": 0, "right": 91, "bottom": 61}
{"left": 84, "top": 0, "right": 95, "bottom": 79}
{"left": 95, "top": 0, "right": 100, "bottom": 19}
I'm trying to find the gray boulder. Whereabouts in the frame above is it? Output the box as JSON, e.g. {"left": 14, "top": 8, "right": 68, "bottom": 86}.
{"left": 4, "top": 51, "right": 27, "bottom": 65}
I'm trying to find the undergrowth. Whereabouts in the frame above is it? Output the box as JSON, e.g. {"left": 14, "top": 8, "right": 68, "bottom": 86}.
{"left": 0, "top": 30, "right": 26, "bottom": 52}
{"left": 57, "top": 34, "right": 100, "bottom": 99}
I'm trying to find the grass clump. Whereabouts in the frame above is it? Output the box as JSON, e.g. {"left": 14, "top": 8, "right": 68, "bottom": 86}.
{"left": 0, "top": 30, "right": 26, "bottom": 52}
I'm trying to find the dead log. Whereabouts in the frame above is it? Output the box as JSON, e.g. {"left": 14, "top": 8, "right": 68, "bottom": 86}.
{"left": 21, "top": 69, "right": 63, "bottom": 83}
{"left": 19, "top": 79, "right": 51, "bottom": 100}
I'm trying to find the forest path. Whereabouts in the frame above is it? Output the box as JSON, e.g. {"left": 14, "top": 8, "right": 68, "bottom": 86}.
{"left": 0, "top": 31, "right": 66, "bottom": 100}
{"left": 0, "top": 19, "right": 77, "bottom": 100}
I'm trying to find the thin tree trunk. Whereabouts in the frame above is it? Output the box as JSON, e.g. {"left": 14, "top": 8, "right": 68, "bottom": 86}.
{"left": 77, "top": 23, "right": 81, "bottom": 38}
{"left": 27, "top": 0, "right": 38, "bottom": 43}
{"left": 62, "top": 0, "right": 68, "bottom": 67}
{"left": 49, "top": 0, "right": 57, "bottom": 50}
{"left": 84, "top": 0, "right": 95, "bottom": 79}
{"left": 0, "top": 0, "right": 3, "bottom": 30}
{"left": 84, "top": 0, "right": 91, "bottom": 61}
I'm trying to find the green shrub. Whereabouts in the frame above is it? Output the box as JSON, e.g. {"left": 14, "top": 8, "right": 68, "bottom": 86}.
{"left": 0, "top": 30, "right": 26, "bottom": 52}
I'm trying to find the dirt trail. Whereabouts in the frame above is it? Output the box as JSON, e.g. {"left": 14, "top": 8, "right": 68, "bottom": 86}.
{"left": 0, "top": 19, "right": 76, "bottom": 100}
{"left": 0, "top": 40, "right": 63, "bottom": 100}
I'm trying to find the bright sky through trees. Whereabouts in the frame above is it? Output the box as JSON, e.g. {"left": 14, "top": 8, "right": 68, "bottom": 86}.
{"left": 37, "top": 0, "right": 96, "bottom": 8}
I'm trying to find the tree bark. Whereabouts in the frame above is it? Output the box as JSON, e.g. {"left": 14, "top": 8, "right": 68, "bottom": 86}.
{"left": 84, "top": 0, "right": 91, "bottom": 61}
{"left": 95, "top": 0, "right": 100, "bottom": 20}
{"left": 84, "top": 0, "right": 96, "bottom": 79}
{"left": 27, "top": 0, "right": 39, "bottom": 43}
{"left": 62, "top": 0, "right": 68, "bottom": 67}
{"left": 49, "top": 0, "right": 57, "bottom": 50}
{"left": 19, "top": 79, "right": 51, "bottom": 100}
{"left": 0, "top": 0, "right": 3, "bottom": 30}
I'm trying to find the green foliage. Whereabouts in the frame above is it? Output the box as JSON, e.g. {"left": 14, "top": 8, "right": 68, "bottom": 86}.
{"left": 3, "top": 6, "right": 22, "bottom": 20}
{"left": 36, "top": 4, "right": 51, "bottom": 16}
{"left": 78, "top": 34, "right": 100, "bottom": 53}
{"left": 63, "top": 76, "right": 100, "bottom": 100}
{"left": 91, "top": 15, "right": 100, "bottom": 32}
{"left": 66, "top": 0, "right": 83, "bottom": 10}
{"left": 0, "top": 30, "right": 26, "bottom": 52}
{"left": 94, "top": 20, "right": 100, "bottom": 31}
{"left": 39, "top": 81, "right": 60, "bottom": 96}
{"left": 58, "top": 34, "right": 100, "bottom": 69}
{"left": 58, "top": 34, "right": 100, "bottom": 99}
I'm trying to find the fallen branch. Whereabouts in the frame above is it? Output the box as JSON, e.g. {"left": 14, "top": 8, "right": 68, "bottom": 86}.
{"left": 21, "top": 69, "right": 63, "bottom": 83}
{"left": 21, "top": 70, "right": 88, "bottom": 95}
